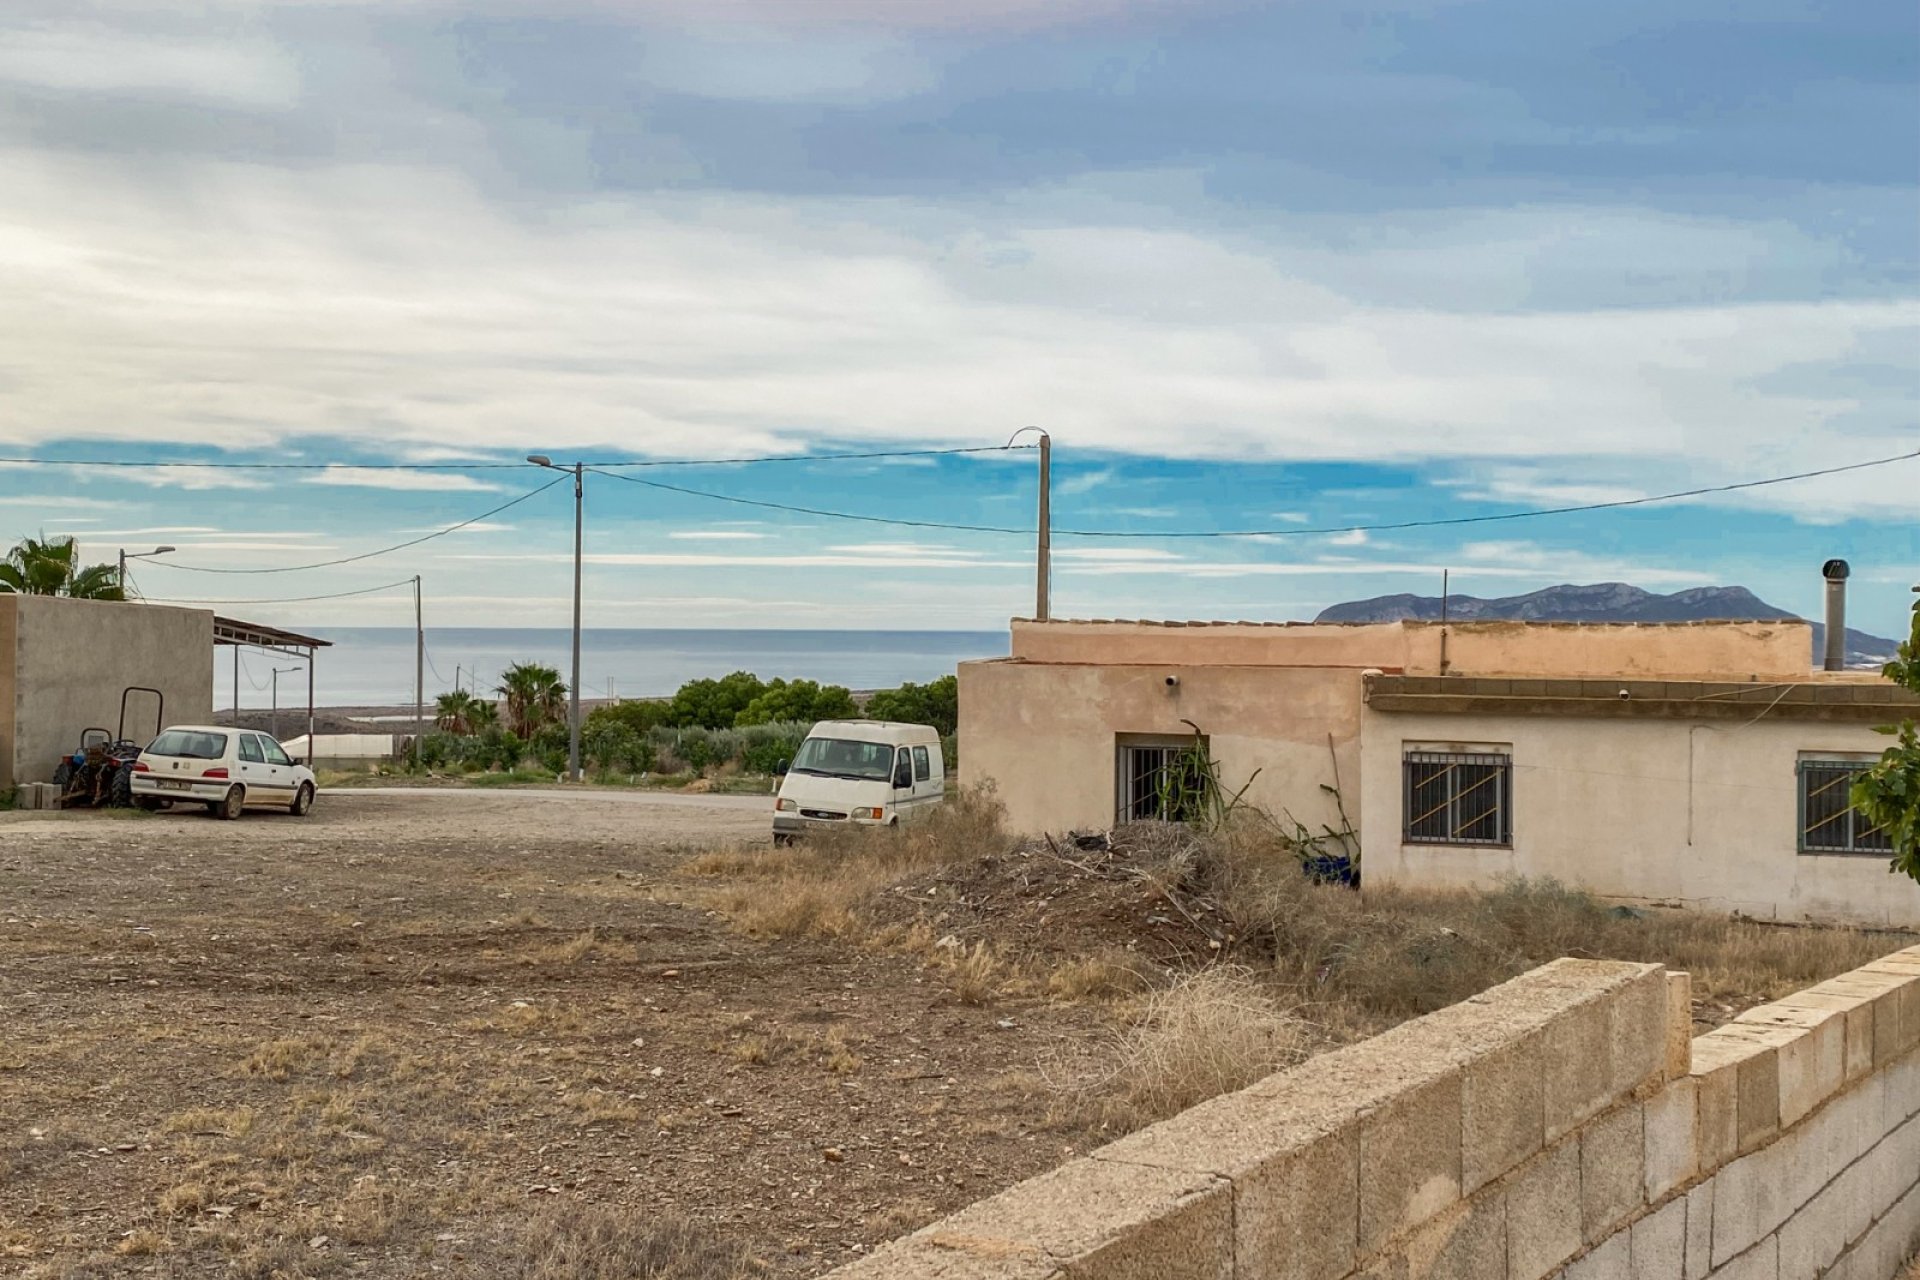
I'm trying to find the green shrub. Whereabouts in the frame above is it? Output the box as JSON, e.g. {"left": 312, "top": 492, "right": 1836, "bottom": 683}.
{"left": 863, "top": 675, "right": 958, "bottom": 736}
{"left": 734, "top": 679, "right": 857, "bottom": 727}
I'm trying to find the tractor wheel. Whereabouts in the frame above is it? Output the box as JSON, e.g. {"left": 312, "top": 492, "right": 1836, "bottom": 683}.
{"left": 109, "top": 768, "right": 132, "bottom": 809}
{"left": 52, "top": 761, "right": 72, "bottom": 788}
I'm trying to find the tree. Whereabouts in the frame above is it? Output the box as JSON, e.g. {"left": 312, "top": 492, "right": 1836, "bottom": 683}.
{"left": 468, "top": 699, "right": 500, "bottom": 731}
{"left": 0, "top": 535, "right": 125, "bottom": 600}
{"left": 585, "top": 699, "right": 668, "bottom": 737}
{"left": 1852, "top": 596, "right": 1920, "bottom": 882}
{"left": 666, "top": 671, "right": 766, "bottom": 729}
{"left": 864, "top": 675, "right": 959, "bottom": 736}
{"left": 734, "top": 678, "right": 857, "bottom": 727}
{"left": 496, "top": 662, "right": 567, "bottom": 738}
{"left": 435, "top": 689, "right": 478, "bottom": 734}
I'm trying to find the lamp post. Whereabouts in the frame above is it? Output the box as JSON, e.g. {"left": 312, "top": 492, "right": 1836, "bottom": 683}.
{"left": 527, "top": 455, "right": 584, "bottom": 782}
{"left": 117, "top": 545, "right": 176, "bottom": 597}
{"left": 270, "top": 666, "right": 301, "bottom": 743}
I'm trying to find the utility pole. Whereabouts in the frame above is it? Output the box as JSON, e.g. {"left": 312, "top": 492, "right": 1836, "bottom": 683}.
{"left": 414, "top": 575, "right": 424, "bottom": 771}
{"left": 117, "top": 545, "right": 175, "bottom": 599}
{"left": 528, "top": 455, "right": 585, "bottom": 782}
{"left": 1007, "top": 428, "right": 1051, "bottom": 620}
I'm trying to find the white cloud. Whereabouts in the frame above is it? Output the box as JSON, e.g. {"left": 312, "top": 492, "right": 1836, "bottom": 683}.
{"left": 127, "top": 467, "right": 267, "bottom": 491}
{"left": 1054, "top": 546, "right": 1184, "bottom": 561}
{"left": 668, "top": 530, "right": 768, "bottom": 541}
{"left": 457, "top": 551, "right": 1024, "bottom": 569}
{"left": 303, "top": 468, "right": 503, "bottom": 492}
{"left": 0, "top": 25, "right": 301, "bottom": 109}
{"left": 824, "top": 541, "right": 980, "bottom": 556}
{"left": 1055, "top": 468, "right": 1116, "bottom": 497}
{"left": 397, "top": 521, "right": 515, "bottom": 534}
{"left": 1325, "top": 529, "right": 1369, "bottom": 547}
{"left": 1273, "top": 512, "right": 1312, "bottom": 523}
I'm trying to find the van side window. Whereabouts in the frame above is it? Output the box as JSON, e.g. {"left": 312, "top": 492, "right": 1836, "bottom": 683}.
{"left": 238, "top": 735, "right": 265, "bottom": 764}
{"left": 913, "top": 745, "right": 930, "bottom": 782}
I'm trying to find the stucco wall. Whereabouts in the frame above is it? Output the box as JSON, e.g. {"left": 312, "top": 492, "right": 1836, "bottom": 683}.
{"left": 1009, "top": 618, "right": 1814, "bottom": 680}
{"left": 1359, "top": 706, "right": 1920, "bottom": 929}
{"left": 2, "top": 596, "right": 215, "bottom": 788}
{"left": 825, "top": 948, "right": 1920, "bottom": 1280}
{"left": 959, "top": 658, "right": 1363, "bottom": 837}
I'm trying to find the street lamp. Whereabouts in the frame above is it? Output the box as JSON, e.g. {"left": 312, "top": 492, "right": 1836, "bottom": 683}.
{"left": 527, "top": 454, "right": 584, "bottom": 782}
{"left": 270, "top": 666, "right": 302, "bottom": 743}
{"left": 117, "top": 545, "right": 176, "bottom": 597}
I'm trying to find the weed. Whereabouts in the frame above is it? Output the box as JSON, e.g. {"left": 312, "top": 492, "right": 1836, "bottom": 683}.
{"left": 1101, "top": 968, "right": 1310, "bottom": 1120}
{"left": 500, "top": 1205, "right": 755, "bottom": 1279}
{"left": 943, "top": 940, "right": 1002, "bottom": 1006}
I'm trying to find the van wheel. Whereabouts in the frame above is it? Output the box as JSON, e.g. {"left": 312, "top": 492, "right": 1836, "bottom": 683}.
{"left": 290, "top": 784, "right": 315, "bottom": 817}
{"left": 216, "top": 786, "right": 244, "bottom": 820}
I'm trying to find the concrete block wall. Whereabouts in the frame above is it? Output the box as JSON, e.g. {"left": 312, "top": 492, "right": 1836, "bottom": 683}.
{"left": 825, "top": 948, "right": 1920, "bottom": 1280}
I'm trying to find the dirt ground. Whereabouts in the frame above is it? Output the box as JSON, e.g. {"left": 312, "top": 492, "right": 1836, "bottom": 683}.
{"left": 0, "top": 794, "right": 1115, "bottom": 1279}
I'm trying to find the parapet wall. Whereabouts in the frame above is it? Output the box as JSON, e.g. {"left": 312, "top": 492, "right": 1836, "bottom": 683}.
{"left": 828, "top": 946, "right": 1920, "bottom": 1280}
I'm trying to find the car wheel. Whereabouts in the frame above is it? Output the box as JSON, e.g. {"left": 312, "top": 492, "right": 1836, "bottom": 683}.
{"left": 290, "top": 783, "right": 315, "bottom": 817}
{"left": 216, "top": 785, "right": 244, "bottom": 821}
{"left": 136, "top": 796, "right": 165, "bottom": 812}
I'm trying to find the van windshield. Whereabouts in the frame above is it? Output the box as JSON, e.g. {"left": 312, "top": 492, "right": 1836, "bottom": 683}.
{"left": 790, "top": 737, "right": 895, "bottom": 782}
{"left": 147, "top": 730, "right": 227, "bottom": 760}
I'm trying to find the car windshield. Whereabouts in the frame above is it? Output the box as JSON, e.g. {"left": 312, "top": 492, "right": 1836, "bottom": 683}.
{"left": 790, "top": 737, "right": 895, "bottom": 781}
{"left": 146, "top": 730, "right": 227, "bottom": 760}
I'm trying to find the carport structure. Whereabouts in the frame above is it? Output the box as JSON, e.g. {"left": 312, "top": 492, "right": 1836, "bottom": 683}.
{"left": 215, "top": 617, "right": 331, "bottom": 766}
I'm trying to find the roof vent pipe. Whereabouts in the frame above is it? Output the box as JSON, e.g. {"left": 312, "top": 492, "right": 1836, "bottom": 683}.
{"left": 1822, "top": 559, "right": 1850, "bottom": 672}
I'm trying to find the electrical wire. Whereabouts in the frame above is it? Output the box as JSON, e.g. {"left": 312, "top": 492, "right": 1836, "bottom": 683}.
{"left": 142, "top": 577, "right": 420, "bottom": 606}
{"left": 588, "top": 446, "right": 1920, "bottom": 539}
{"left": 0, "top": 443, "right": 1032, "bottom": 472}
{"left": 153, "top": 475, "right": 569, "bottom": 573}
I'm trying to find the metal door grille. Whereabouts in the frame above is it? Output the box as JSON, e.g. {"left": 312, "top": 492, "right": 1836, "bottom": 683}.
{"left": 1403, "top": 751, "right": 1511, "bottom": 846}
{"left": 1798, "top": 760, "right": 1891, "bottom": 855}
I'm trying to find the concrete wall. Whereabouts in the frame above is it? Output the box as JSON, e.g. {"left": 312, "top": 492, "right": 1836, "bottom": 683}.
{"left": 825, "top": 947, "right": 1920, "bottom": 1280}
{"left": 959, "top": 658, "right": 1363, "bottom": 838}
{"left": 1360, "top": 708, "right": 1920, "bottom": 929}
{"left": 1009, "top": 619, "right": 1814, "bottom": 681}
{"left": 1, "top": 596, "right": 216, "bottom": 788}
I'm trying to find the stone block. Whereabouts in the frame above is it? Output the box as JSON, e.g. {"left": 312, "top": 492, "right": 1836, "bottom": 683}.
{"left": 1397, "top": 1195, "right": 1506, "bottom": 1280}
{"left": 1630, "top": 1195, "right": 1686, "bottom": 1280}
{"left": 1734, "top": 1004, "right": 1845, "bottom": 1129}
{"left": 1508, "top": 1138, "right": 1583, "bottom": 1280}
{"left": 1707, "top": 1235, "right": 1778, "bottom": 1280}
{"left": 1696, "top": 1025, "right": 1793, "bottom": 1154}
{"left": 1711, "top": 1139, "right": 1793, "bottom": 1268}
{"left": 1612, "top": 972, "right": 1671, "bottom": 1101}
{"left": 1664, "top": 972, "right": 1693, "bottom": 1081}
{"left": 884, "top": 1156, "right": 1230, "bottom": 1280}
{"left": 1359, "top": 1073, "right": 1463, "bottom": 1256}
{"left": 1776, "top": 1164, "right": 1851, "bottom": 1280}
{"left": 1564, "top": 1234, "right": 1631, "bottom": 1280}
{"left": 1092, "top": 1088, "right": 1358, "bottom": 1280}
{"left": 824, "top": 1237, "right": 1061, "bottom": 1280}
{"left": 1774, "top": 990, "right": 1875, "bottom": 1084}
{"left": 1581, "top": 1102, "right": 1646, "bottom": 1244}
{"left": 1642, "top": 1080, "right": 1698, "bottom": 1203}
{"left": 1546, "top": 990, "right": 1620, "bottom": 1142}
{"left": 1684, "top": 1179, "right": 1713, "bottom": 1280}
{"left": 1462, "top": 1027, "right": 1545, "bottom": 1194}
{"left": 1688, "top": 1036, "right": 1741, "bottom": 1173}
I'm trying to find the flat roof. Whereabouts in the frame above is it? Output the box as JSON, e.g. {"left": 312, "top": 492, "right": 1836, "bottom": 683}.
{"left": 213, "top": 616, "right": 332, "bottom": 651}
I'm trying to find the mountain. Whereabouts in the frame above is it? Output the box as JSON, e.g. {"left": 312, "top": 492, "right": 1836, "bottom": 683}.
{"left": 1314, "top": 583, "right": 1902, "bottom": 668}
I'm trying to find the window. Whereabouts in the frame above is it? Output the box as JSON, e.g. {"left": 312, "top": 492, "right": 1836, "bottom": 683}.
{"left": 147, "top": 730, "right": 226, "bottom": 760}
{"left": 1117, "top": 737, "right": 1210, "bottom": 823}
{"left": 238, "top": 735, "right": 265, "bottom": 764}
{"left": 262, "top": 738, "right": 294, "bottom": 767}
{"left": 790, "top": 737, "right": 895, "bottom": 781}
{"left": 1404, "top": 750, "right": 1512, "bottom": 846}
{"left": 1799, "top": 759, "right": 1891, "bottom": 856}
{"left": 912, "top": 745, "right": 930, "bottom": 782}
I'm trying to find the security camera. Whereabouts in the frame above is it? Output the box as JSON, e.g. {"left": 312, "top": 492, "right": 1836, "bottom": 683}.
{"left": 1618, "top": 688, "right": 1631, "bottom": 700}
{"left": 1164, "top": 675, "right": 1181, "bottom": 689}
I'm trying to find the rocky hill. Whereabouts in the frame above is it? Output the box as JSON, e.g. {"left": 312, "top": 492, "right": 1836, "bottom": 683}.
{"left": 1314, "top": 583, "right": 1900, "bottom": 668}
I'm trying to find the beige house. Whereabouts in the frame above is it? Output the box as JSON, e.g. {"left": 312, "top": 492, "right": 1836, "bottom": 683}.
{"left": 958, "top": 616, "right": 1920, "bottom": 928}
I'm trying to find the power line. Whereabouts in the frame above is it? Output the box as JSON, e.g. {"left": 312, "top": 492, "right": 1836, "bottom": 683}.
{"left": 153, "top": 476, "right": 569, "bottom": 573}
{"left": 0, "top": 443, "right": 1031, "bottom": 472}
{"left": 593, "top": 446, "right": 1920, "bottom": 539}
{"left": 142, "top": 577, "right": 420, "bottom": 606}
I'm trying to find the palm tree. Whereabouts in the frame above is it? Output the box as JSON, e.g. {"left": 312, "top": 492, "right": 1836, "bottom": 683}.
{"left": 468, "top": 699, "right": 500, "bottom": 731}
{"left": 0, "top": 535, "right": 125, "bottom": 600}
{"left": 496, "top": 662, "right": 566, "bottom": 738}
{"left": 435, "top": 689, "right": 477, "bottom": 734}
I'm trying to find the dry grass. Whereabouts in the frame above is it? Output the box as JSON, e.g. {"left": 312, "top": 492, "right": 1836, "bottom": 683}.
{"left": 503, "top": 1206, "right": 756, "bottom": 1280}
{"left": 942, "top": 940, "right": 1003, "bottom": 1006}
{"left": 683, "top": 790, "right": 1008, "bottom": 941}
{"left": 1097, "top": 968, "right": 1312, "bottom": 1120}
{"left": 1048, "top": 951, "right": 1152, "bottom": 1002}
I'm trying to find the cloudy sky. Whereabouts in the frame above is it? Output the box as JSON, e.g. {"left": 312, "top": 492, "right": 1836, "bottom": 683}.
{"left": 1, "top": 0, "right": 1915, "bottom": 637}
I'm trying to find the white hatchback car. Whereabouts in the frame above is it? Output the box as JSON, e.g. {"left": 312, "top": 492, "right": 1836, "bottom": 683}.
{"left": 131, "top": 725, "right": 318, "bottom": 819}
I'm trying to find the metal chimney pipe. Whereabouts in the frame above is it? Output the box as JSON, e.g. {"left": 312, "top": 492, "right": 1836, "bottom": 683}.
{"left": 1821, "top": 559, "right": 1850, "bottom": 671}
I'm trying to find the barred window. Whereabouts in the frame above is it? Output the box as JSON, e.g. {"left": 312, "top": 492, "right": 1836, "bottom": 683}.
{"left": 1117, "top": 738, "right": 1209, "bottom": 823}
{"left": 1798, "top": 760, "right": 1891, "bottom": 856}
{"left": 1404, "top": 750, "right": 1512, "bottom": 846}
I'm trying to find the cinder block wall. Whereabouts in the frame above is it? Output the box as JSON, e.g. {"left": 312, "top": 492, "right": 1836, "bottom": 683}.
{"left": 826, "top": 947, "right": 1920, "bottom": 1280}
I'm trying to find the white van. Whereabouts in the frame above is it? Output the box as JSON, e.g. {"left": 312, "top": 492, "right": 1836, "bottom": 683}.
{"left": 772, "top": 720, "right": 945, "bottom": 842}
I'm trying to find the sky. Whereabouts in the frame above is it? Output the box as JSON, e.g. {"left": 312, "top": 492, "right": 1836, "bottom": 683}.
{"left": 0, "top": 0, "right": 1915, "bottom": 637}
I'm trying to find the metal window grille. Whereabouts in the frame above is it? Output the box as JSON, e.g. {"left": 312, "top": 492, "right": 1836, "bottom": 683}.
{"left": 1798, "top": 760, "right": 1892, "bottom": 856}
{"left": 1403, "top": 751, "right": 1511, "bottom": 846}
{"left": 1118, "top": 741, "right": 1208, "bottom": 823}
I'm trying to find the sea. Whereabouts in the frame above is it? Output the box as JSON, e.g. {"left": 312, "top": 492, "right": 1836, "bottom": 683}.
{"left": 219, "top": 628, "right": 1007, "bottom": 708}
